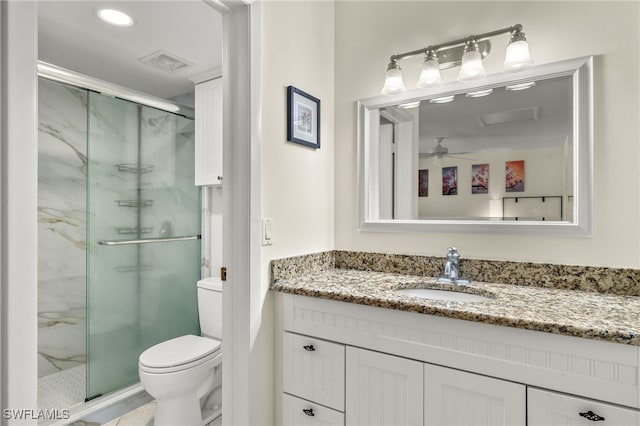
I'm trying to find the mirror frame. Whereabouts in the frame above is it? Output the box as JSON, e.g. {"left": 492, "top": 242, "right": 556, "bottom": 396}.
{"left": 357, "top": 55, "right": 593, "bottom": 236}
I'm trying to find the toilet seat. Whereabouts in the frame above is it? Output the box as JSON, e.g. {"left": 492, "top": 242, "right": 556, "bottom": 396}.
{"left": 139, "top": 334, "right": 221, "bottom": 374}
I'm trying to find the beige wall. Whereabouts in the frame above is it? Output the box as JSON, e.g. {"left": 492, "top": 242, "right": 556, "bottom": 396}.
{"left": 262, "top": 0, "right": 335, "bottom": 271}
{"left": 334, "top": 1, "right": 640, "bottom": 268}
{"left": 261, "top": 1, "right": 335, "bottom": 423}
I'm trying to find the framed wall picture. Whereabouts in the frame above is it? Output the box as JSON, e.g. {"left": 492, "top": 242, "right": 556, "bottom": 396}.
{"left": 472, "top": 163, "right": 489, "bottom": 194}
{"left": 442, "top": 166, "right": 458, "bottom": 195}
{"left": 287, "top": 86, "right": 320, "bottom": 149}
{"left": 419, "top": 169, "right": 429, "bottom": 197}
{"left": 505, "top": 160, "right": 525, "bottom": 192}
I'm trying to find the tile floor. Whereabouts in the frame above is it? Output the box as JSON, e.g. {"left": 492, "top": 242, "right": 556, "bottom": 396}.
{"left": 69, "top": 400, "right": 221, "bottom": 426}
{"left": 39, "top": 365, "right": 86, "bottom": 410}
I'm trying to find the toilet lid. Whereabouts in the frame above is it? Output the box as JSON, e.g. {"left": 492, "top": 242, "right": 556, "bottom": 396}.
{"left": 139, "top": 334, "right": 221, "bottom": 369}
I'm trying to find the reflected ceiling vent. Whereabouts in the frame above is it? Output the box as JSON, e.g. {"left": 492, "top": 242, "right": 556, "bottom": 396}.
{"left": 139, "top": 50, "right": 194, "bottom": 73}
{"left": 476, "top": 106, "right": 539, "bottom": 127}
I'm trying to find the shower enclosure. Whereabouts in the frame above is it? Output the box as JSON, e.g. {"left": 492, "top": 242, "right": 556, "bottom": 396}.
{"left": 38, "top": 67, "right": 201, "bottom": 409}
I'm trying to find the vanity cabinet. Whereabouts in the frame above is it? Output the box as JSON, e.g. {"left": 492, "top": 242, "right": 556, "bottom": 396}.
{"left": 424, "top": 364, "right": 525, "bottom": 426}
{"left": 282, "top": 332, "right": 345, "bottom": 411}
{"left": 346, "top": 347, "right": 423, "bottom": 425}
{"left": 528, "top": 388, "right": 640, "bottom": 425}
{"left": 280, "top": 293, "right": 640, "bottom": 425}
{"left": 282, "top": 393, "right": 344, "bottom": 426}
{"left": 194, "top": 77, "right": 223, "bottom": 186}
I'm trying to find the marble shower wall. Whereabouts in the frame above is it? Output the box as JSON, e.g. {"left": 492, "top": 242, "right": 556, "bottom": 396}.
{"left": 38, "top": 78, "right": 88, "bottom": 377}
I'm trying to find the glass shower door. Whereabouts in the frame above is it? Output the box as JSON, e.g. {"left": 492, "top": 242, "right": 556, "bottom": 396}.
{"left": 86, "top": 92, "right": 200, "bottom": 399}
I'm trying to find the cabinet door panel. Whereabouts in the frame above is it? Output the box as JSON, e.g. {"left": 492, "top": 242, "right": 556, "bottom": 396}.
{"left": 424, "top": 364, "right": 525, "bottom": 426}
{"left": 283, "top": 332, "right": 345, "bottom": 411}
{"left": 346, "top": 347, "right": 423, "bottom": 426}
{"left": 528, "top": 388, "right": 640, "bottom": 425}
{"left": 282, "top": 393, "right": 344, "bottom": 426}
{"left": 194, "top": 77, "right": 223, "bottom": 185}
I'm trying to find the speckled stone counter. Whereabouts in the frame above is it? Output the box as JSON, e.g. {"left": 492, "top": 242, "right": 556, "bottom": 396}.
{"left": 270, "top": 252, "right": 640, "bottom": 346}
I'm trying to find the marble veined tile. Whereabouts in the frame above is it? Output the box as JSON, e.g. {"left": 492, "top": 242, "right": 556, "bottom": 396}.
{"left": 38, "top": 78, "right": 88, "bottom": 378}
{"left": 38, "top": 299, "right": 86, "bottom": 378}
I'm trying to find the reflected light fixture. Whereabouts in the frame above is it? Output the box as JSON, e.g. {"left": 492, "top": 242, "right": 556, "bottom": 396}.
{"left": 381, "top": 24, "right": 532, "bottom": 95}
{"left": 458, "top": 39, "right": 486, "bottom": 81}
{"left": 97, "top": 8, "right": 134, "bottom": 27}
{"left": 381, "top": 59, "right": 405, "bottom": 95}
{"left": 505, "top": 81, "right": 536, "bottom": 91}
{"left": 466, "top": 88, "right": 493, "bottom": 98}
{"left": 429, "top": 95, "right": 455, "bottom": 104}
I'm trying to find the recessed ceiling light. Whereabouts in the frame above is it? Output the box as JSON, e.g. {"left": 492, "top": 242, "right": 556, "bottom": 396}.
{"left": 97, "top": 8, "right": 134, "bottom": 27}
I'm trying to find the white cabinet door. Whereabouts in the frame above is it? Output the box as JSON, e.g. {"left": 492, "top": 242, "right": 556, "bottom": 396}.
{"left": 346, "top": 347, "right": 423, "bottom": 426}
{"left": 424, "top": 364, "right": 526, "bottom": 426}
{"left": 282, "top": 393, "right": 344, "bottom": 426}
{"left": 528, "top": 388, "right": 640, "bottom": 425}
{"left": 282, "top": 332, "right": 345, "bottom": 411}
{"left": 194, "top": 77, "right": 223, "bottom": 186}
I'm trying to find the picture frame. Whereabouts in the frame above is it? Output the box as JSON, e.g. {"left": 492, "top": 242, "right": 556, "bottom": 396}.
{"left": 442, "top": 166, "right": 458, "bottom": 196}
{"left": 418, "top": 169, "right": 428, "bottom": 197}
{"left": 287, "top": 85, "right": 321, "bottom": 149}
{"left": 472, "top": 163, "right": 489, "bottom": 194}
{"left": 505, "top": 160, "right": 525, "bottom": 192}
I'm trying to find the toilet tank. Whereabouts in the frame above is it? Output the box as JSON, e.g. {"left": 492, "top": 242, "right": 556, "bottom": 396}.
{"left": 197, "top": 278, "right": 223, "bottom": 339}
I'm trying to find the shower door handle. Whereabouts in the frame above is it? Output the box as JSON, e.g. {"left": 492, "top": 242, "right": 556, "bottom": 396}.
{"left": 98, "top": 235, "right": 201, "bottom": 246}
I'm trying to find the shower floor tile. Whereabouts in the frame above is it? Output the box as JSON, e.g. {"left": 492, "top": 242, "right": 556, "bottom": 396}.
{"left": 38, "top": 364, "right": 86, "bottom": 410}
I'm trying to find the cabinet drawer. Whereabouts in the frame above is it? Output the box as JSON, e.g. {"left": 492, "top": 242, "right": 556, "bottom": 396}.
{"left": 283, "top": 332, "right": 345, "bottom": 411}
{"left": 282, "top": 393, "right": 344, "bottom": 426}
{"left": 528, "top": 388, "right": 640, "bottom": 425}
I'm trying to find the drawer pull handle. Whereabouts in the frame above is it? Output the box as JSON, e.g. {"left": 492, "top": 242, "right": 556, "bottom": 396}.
{"left": 302, "top": 408, "right": 315, "bottom": 417}
{"left": 303, "top": 344, "right": 315, "bottom": 351}
{"left": 579, "top": 411, "right": 605, "bottom": 422}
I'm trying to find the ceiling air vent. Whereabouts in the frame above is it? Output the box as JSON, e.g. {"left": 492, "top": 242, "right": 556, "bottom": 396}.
{"left": 476, "top": 106, "right": 540, "bottom": 127}
{"left": 139, "top": 50, "right": 194, "bottom": 73}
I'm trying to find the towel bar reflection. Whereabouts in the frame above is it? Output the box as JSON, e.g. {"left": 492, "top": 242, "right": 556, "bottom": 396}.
{"left": 98, "top": 235, "right": 201, "bottom": 246}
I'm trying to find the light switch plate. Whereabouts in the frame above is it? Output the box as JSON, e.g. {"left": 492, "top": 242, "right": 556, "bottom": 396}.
{"left": 262, "top": 218, "right": 273, "bottom": 246}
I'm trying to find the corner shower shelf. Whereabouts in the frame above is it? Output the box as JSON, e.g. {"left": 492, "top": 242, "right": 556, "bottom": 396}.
{"left": 115, "top": 226, "right": 153, "bottom": 235}
{"left": 116, "top": 163, "right": 155, "bottom": 174}
{"left": 117, "top": 199, "right": 154, "bottom": 208}
{"left": 116, "top": 264, "right": 153, "bottom": 273}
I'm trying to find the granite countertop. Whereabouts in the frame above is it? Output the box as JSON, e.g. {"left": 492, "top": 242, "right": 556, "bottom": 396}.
{"left": 270, "top": 268, "right": 640, "bottom": 346}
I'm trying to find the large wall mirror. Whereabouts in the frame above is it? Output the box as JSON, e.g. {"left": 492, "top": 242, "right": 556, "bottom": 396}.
{"left": 358, "top": 56, "right": 593, "bottom": 235}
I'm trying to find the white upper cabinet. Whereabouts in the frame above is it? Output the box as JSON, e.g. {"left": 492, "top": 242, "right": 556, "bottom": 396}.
{"left": 194, "top": 77, "right": 223, "bottom": 186}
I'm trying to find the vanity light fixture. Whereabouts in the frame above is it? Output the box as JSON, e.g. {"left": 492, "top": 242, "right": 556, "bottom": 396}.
{"left": 97, "top": 8, "right": 134, "bottom": 27}
{"left": 381, "top": 24, "right": 533, "bottom": 95}
{"left": 458, "top": 39, "right": 486, "bottom": 81}
{"left": 381, "top": 59, "right": 405, "bottom": 95}
{"left": 416, "top": 49, "right": 442, "bottom": 88}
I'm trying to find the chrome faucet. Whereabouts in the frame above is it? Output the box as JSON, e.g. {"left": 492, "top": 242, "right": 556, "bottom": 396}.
{"left": 437, "top": 247, "right": 469, "bottom": 284}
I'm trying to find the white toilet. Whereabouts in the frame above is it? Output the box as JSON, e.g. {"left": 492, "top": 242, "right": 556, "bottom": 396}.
{"left": 139, "top": 278, "right": 223, "bottom": 426}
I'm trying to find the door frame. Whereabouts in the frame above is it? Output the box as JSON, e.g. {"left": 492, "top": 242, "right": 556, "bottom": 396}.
{"left": 0, "top": 1, "right": 260, "bottom": 424}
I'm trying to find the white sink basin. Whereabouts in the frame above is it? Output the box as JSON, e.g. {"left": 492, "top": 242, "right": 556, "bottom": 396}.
{"left": 395, "top": 288, "right": 491, "bottom": 303}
